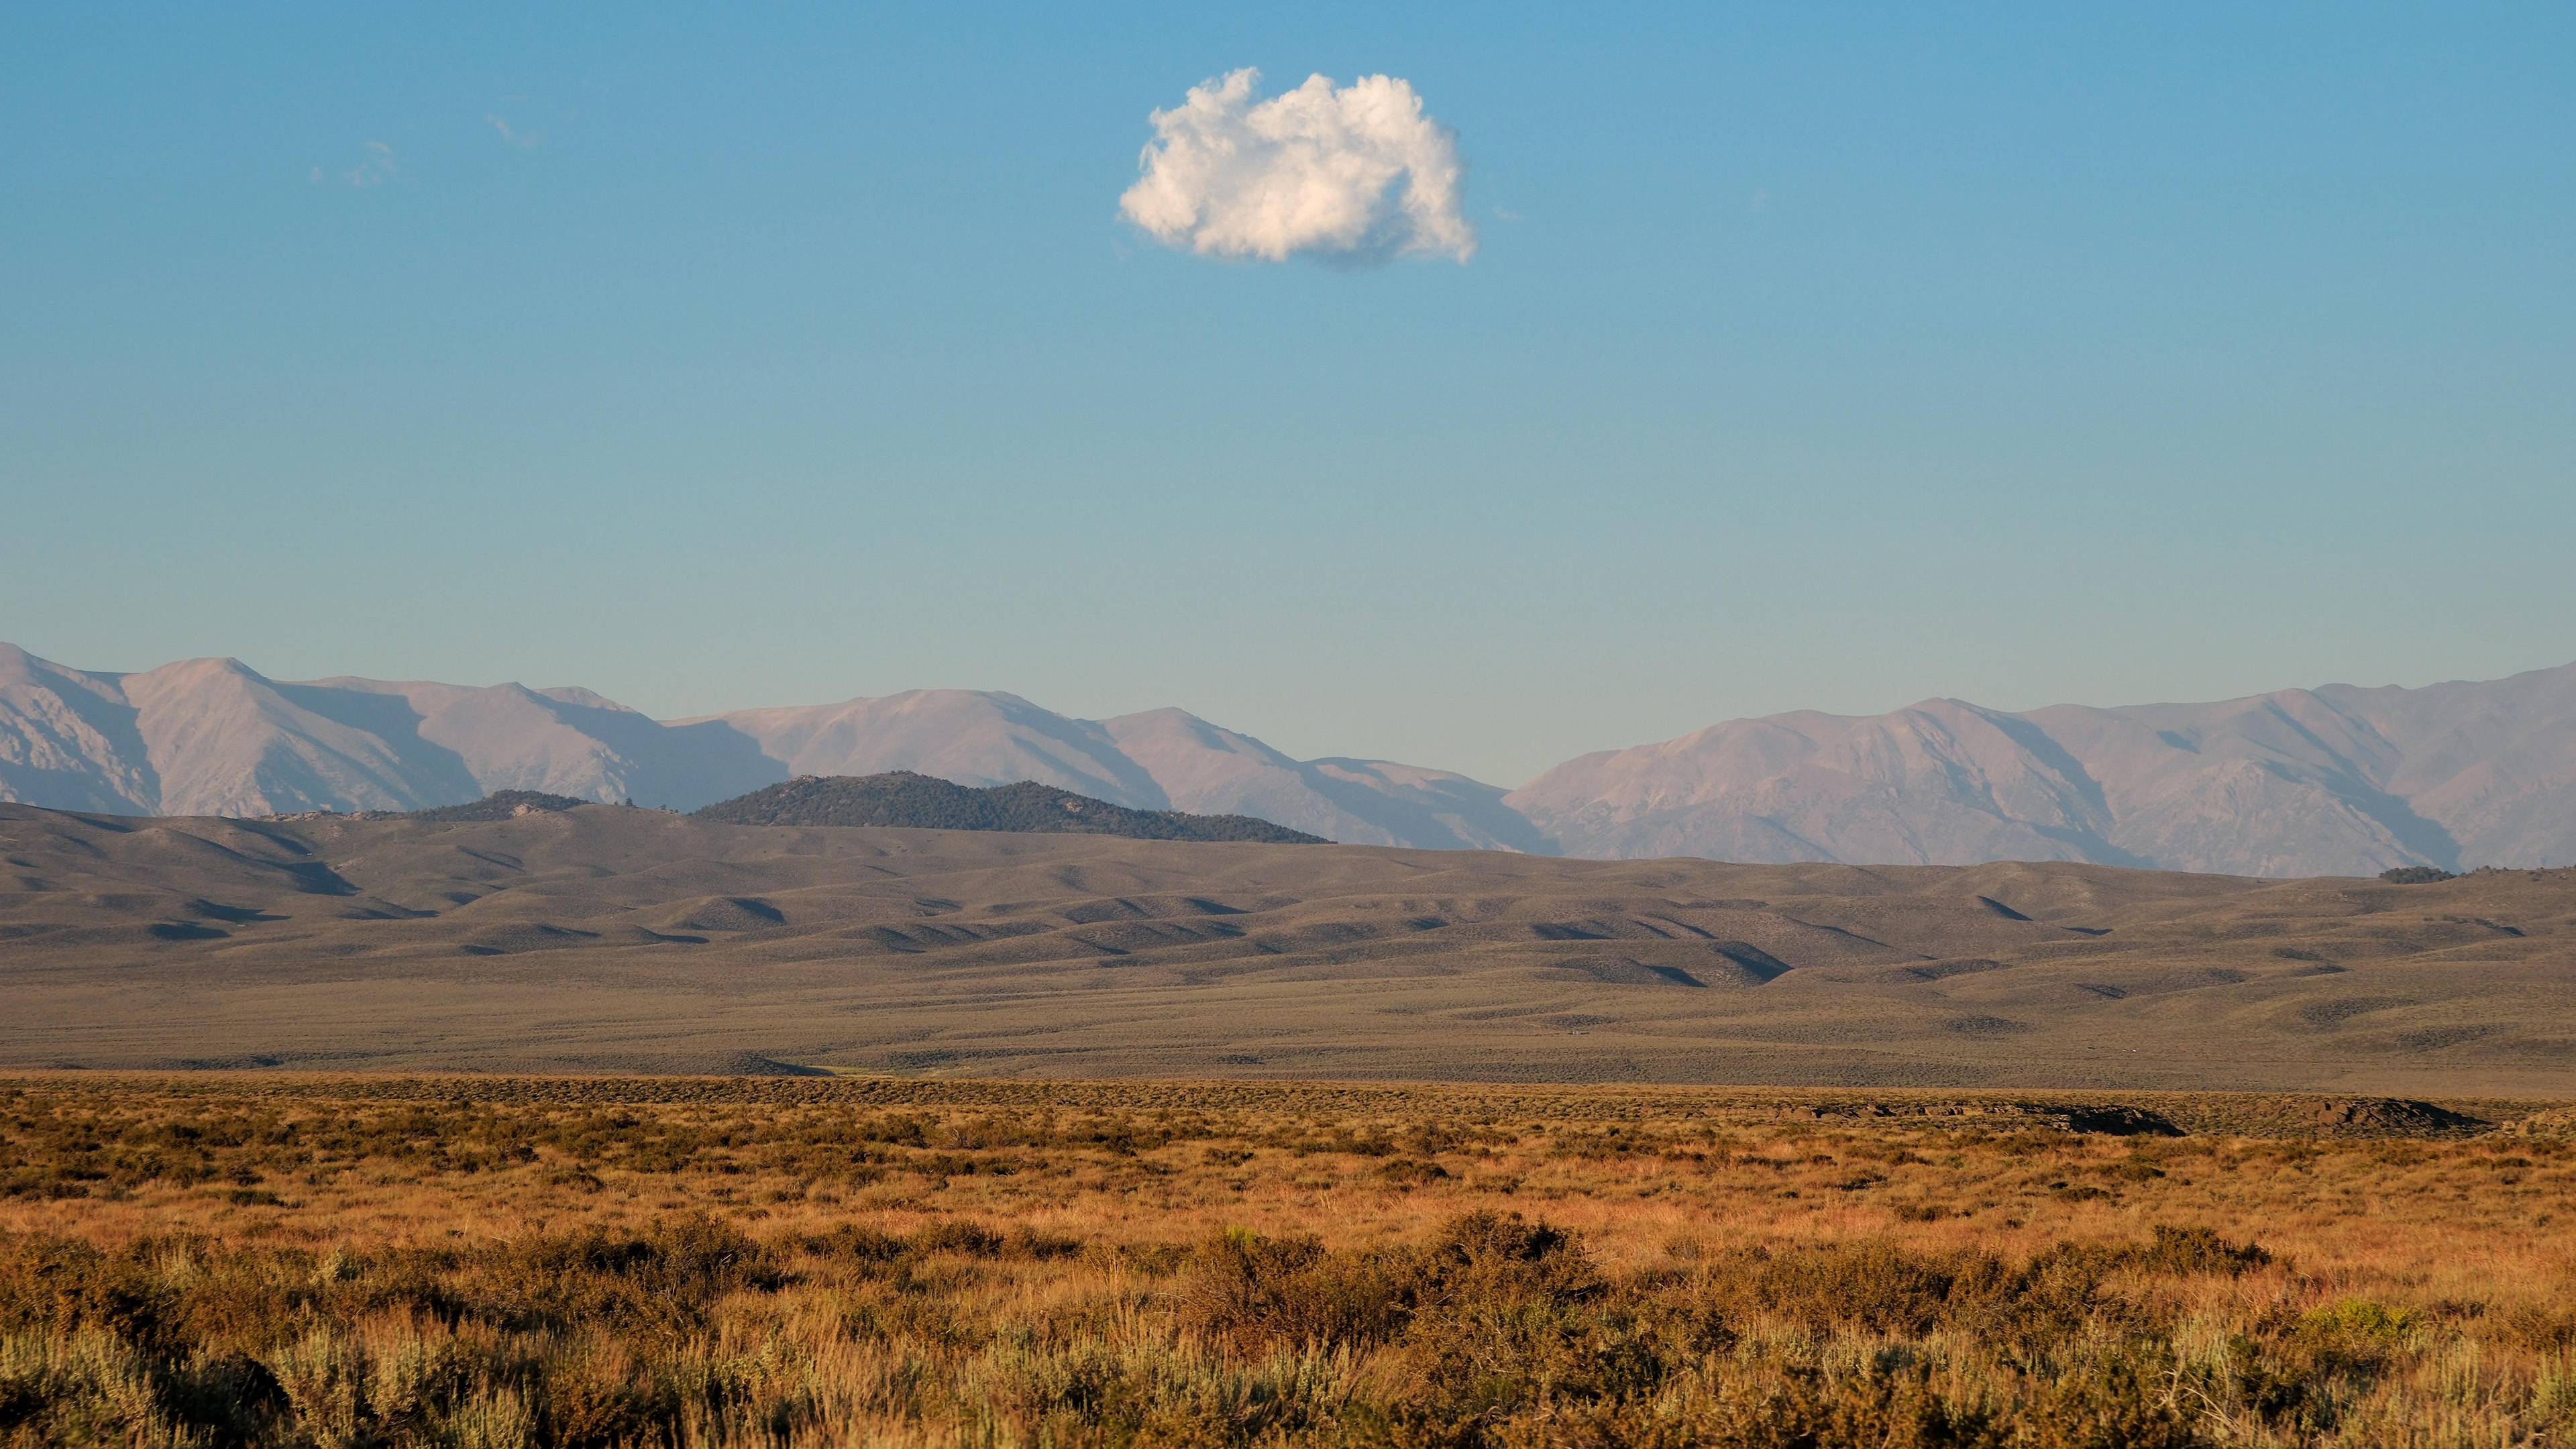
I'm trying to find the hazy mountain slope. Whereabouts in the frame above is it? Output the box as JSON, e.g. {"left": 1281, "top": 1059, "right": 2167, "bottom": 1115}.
{"left": 1511, "top": 663, "right": 2576, "bottom": 875}
{"left": 2038, "top": 690, "right": 2453, "bottom": 876}
{"left": 5, "top": 640, "right": 2571, "bottom": 873}
{"left": 2314, "top": 661, "right": 2576, "bottom": 869}
{"left": 1505, "top": 696, "right": 2419, "bottom": 877}
{"left": 119, "top": 658, "right": 474, "bottom": 817}
{"left": 312, "top": 677, "right": 784, "bottom": 810}
{"left": 0, "top": 645, "right": 156, "bottom": 814}
{"left": 0, "top": 649, "right": 786, "bottom": 817}
{"left": 1098, "top": 708, "right": 1554, "bottom": 852}
{"left": 0, "top": 648, "right": 1511, "bottom": 843}
{"left": 1507, "top": 702, "right": 2131, "bottom": 869}
{"left": 702, "top": 690, "right": 1167, "bottom": 808}
{"left": 1305, "top": 758, "right": 1557, "bottom": 854}
{"left": 696, "top": 694, "right": 1544, "bottom": 849}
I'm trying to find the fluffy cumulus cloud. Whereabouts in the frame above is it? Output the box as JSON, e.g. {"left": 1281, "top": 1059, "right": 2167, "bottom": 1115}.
{"left": 1120, "top": 69, "right": 1475, "bottom": 264}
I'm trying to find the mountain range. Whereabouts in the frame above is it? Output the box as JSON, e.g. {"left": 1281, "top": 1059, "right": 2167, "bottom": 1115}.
{"left": 3, "top": 640, "right": 2571, "bottom": 876}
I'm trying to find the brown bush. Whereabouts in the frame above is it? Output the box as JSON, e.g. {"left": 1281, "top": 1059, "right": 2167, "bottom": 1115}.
{"left": 1182, "top": 1228, "right": 1413, "bottom": 1351}
{"left": 2133, "top": 1224, "right": 2270, "bottom": 1277}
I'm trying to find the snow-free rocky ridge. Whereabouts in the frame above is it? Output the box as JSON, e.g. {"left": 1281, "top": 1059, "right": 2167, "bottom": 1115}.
{"left": 4, "top": 641, "right": 2571, "bottom": 875}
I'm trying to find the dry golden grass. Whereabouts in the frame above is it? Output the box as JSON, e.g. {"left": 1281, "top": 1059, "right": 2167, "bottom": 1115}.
{"left": 5, "top": 1075, "right": 2575, "bottom": 1446}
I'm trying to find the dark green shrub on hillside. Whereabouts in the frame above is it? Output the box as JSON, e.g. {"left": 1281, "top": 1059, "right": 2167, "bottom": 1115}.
{"left": 692, "top": 771, "right": 1327, "bottom": 843}
{"left": 405, "top": 790, "right": 592, "bottom": 823}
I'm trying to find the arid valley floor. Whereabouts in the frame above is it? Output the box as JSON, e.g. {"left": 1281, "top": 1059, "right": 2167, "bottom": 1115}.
{"left": 4, "top": 803, "right": 2571, "bottom": 1091}
{"left": 7, "top": 805, "right": 2576, "bottom": 1443}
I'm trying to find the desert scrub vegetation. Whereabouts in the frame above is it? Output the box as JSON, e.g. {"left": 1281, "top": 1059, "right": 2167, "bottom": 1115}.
{"left": 7, "top": 1208, "right": 2576, "bottom": 1446}
{"left": 1, "top": 1076, "right": 2572, "bottom": 1446}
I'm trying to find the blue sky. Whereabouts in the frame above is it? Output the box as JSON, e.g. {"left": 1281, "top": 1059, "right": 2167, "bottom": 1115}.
{"left": 5, "top": 3, "right": 2571, "bottom": 785}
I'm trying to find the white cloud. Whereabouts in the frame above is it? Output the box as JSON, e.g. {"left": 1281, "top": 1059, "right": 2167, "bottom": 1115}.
{"left": 1120, "top": 69, "right": 1474, "bottom": 264}
{"left": 487, "top": 115, "right": 542, "bottom": 148}
{"left": 311, "top": 141, "right": 396, "bottom": 187}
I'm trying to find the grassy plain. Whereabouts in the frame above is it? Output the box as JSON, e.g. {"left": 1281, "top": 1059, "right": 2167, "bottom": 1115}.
{"left": 5, "top": 1075, "right": 2575, "bottom": 1446}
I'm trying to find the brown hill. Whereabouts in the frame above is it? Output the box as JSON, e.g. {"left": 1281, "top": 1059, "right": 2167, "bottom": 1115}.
{"left": 3, "top": 803, "right": 2570, "bottom": 1090}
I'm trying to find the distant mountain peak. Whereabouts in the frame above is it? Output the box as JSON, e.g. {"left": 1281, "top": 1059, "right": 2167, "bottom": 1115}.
{"left": 2, "top": 640, "right": 2570, "bottom": 874}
